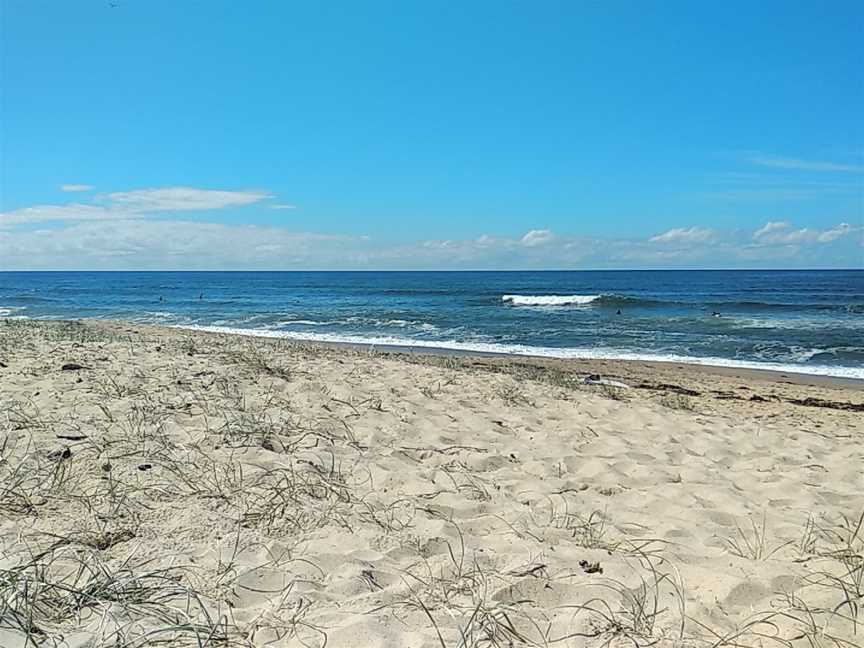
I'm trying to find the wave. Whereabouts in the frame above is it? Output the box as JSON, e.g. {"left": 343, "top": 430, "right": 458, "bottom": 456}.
{"left": 503, "top": 294, "right": 602, "bottom": 306}
{"left": 708, "top": 301, "right": 864, "bottom": 314}
{"left": 203, "top": 315, "right": 445, "bottom": 334}
{"left": 278, "top": 316, "right": 440, "bottom": 332}
{"left": 0, "top": 306, "right": 27, "bottom": 317}
{"left": 175, "top": 324, "right": 864, "bottom": 380}
{"left": 282, "top": 319, "right": 328, "bottom": 326}
{"left": 501, "top": 293, "right": 864, "bottom": 313}
{"left": 808, "top": 348, "right": 864, "bottom": 364}
{"left": 727, "top": 317, "right": 864, "bottom": 331}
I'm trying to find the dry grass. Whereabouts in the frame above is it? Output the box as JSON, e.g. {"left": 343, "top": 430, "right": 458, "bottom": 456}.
{"left": 723, "top": 513, "right": 792, "bottom": 561}
{"left": 659, "top": 392, "right": 696, "bottom": 411}
{"left": 494, "top": 383, "right": 534, "bottom": 407}
{"left": 0, "top": 541, "right": 242, "bottom": 646}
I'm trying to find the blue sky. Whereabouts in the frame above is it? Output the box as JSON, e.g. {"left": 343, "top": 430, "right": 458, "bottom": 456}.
{"left": 1, "top": 0, "right": 862, "bottom": 269}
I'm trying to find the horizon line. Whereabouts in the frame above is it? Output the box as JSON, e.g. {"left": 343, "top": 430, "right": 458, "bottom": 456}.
{"left": 1, "top": 267, "right": 861, "bottom": 273}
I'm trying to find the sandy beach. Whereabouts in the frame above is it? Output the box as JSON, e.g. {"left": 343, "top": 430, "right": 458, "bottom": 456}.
{"left": 1, "top": 318, "right": 862, "bottom": 647}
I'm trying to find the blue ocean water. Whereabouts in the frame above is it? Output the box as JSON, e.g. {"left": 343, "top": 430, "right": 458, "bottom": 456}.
{"left": 1, "top": 270, "right": 862, "bottom": 378}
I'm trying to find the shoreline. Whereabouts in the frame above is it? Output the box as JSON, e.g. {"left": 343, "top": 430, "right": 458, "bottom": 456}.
{"left": 55, "top": 317, "right": 858, "bottom": 390}
{"left": 6, "top": 316, "right": 862, "bottom": 386}
{"left": 171, "top": 322, "right": 864, "bottom": 388}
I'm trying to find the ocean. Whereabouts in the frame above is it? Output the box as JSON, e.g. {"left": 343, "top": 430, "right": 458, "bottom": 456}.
{"left": 1, "top": 270, "right": 862, "bottom": 379}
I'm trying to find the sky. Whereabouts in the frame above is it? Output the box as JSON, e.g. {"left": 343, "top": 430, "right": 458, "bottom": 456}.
{"left": 1, "top": 0, "right": 862, "bottom": 270}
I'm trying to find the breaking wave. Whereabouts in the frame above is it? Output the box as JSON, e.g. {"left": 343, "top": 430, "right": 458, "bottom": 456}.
{"left": 501, "top": 293, "right": 864, "bottom": 313}
{"left": 502, "top": 294, "right": 602, "bottom": 306}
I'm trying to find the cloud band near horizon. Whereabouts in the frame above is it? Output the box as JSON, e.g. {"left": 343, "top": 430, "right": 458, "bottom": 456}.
{"left": 2, "top": 184, "right": 861, "bottom": 270}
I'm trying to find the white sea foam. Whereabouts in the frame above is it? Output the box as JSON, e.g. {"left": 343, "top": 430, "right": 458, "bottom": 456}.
{"left": 0, "top": 306, "right": 27, "bottom": 317}
{"left": 174, "top": 324, "right": 864, "bottom": 380}
{"left": 281, "top": 317, "right": 440, "bottom": 332}
{"left": 730, "top": 316, "right": 864, "bottom": 331}
{"left": 129, "top": 311, "right": 183, "bottom": 324}
{"left": 282, "top": 319, "right": 328, "bottom": 326}
{"left": 502, "top": 294, "right": 601, "bottom": 306}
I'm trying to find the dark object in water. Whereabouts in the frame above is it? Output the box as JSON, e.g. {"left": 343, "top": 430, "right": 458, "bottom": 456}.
{"left": 61, "top": 363, "right": 89, "bottom": 371}
{"left": 616, "top": 309, "right": 621, "bottom": 315}
{"left": 56, "top": 434, "right": 88, "bottom": 441}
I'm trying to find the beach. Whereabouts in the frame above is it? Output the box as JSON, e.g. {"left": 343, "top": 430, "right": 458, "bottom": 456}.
{"left": 1, "top": 318, "right": 862, "bottom": 647}
{"left": 5, "top": 0, "right": 863, "bottom": 644}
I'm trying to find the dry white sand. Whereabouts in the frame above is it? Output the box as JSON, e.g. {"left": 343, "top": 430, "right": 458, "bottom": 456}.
{"left": 1, "top": 319, "right": 862, "bottom": 648}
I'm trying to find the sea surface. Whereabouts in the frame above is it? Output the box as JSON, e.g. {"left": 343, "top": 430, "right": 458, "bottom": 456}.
{"left": 1, "top": 270, "right": 863, "bottom": 378}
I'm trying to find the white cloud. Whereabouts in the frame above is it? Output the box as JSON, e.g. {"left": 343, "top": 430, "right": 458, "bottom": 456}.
{"left": 60, "top": 184, "right": 94, "bottom": 192}
{"left": 0, "top": 204, "right": 116, "bottom": 227}
{"left": 753, "top": 221, "right": 791, "bottom": 239}
{"left": 749, "top": 154, "right": 864, "bottom": 173}
{"left": 649, "top": 226, "right": 716, "bottom": 244}
{"left": 0, "top": 186, "right": 275, "bottom": 228}
{"left": 753, "top": 221, "right": 862, "bottom": 245}
{"left": 817, "top": 222, "right": 854, "bottom": 243}
{"left": 520, "top": 229, "right": 555, "bottom": 247}
{"left": 100, "top": 187, "right": 271, "bottom": 212}
{"left": 753, "top": 220, "right": 858, "bottom": 246}
{"left": 2, "top": 219, "right": 858, "bottom": 269}
{"left": 0, "top": 219, "right": 366, "bottom": 269}
{"left": 270, "top": 204, "right": 297, "bottom": 210}
{"left": 1, "top": 188, "right": 860, "bottom": 269}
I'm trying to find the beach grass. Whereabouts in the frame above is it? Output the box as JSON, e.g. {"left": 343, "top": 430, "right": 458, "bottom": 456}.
{"left": 1, "top": 319, "right": 862, "bottom": 647}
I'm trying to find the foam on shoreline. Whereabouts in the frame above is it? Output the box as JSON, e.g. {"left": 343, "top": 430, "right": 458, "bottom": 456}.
{"left": 176, "top": 323, "right": 864, "bottom": 380}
